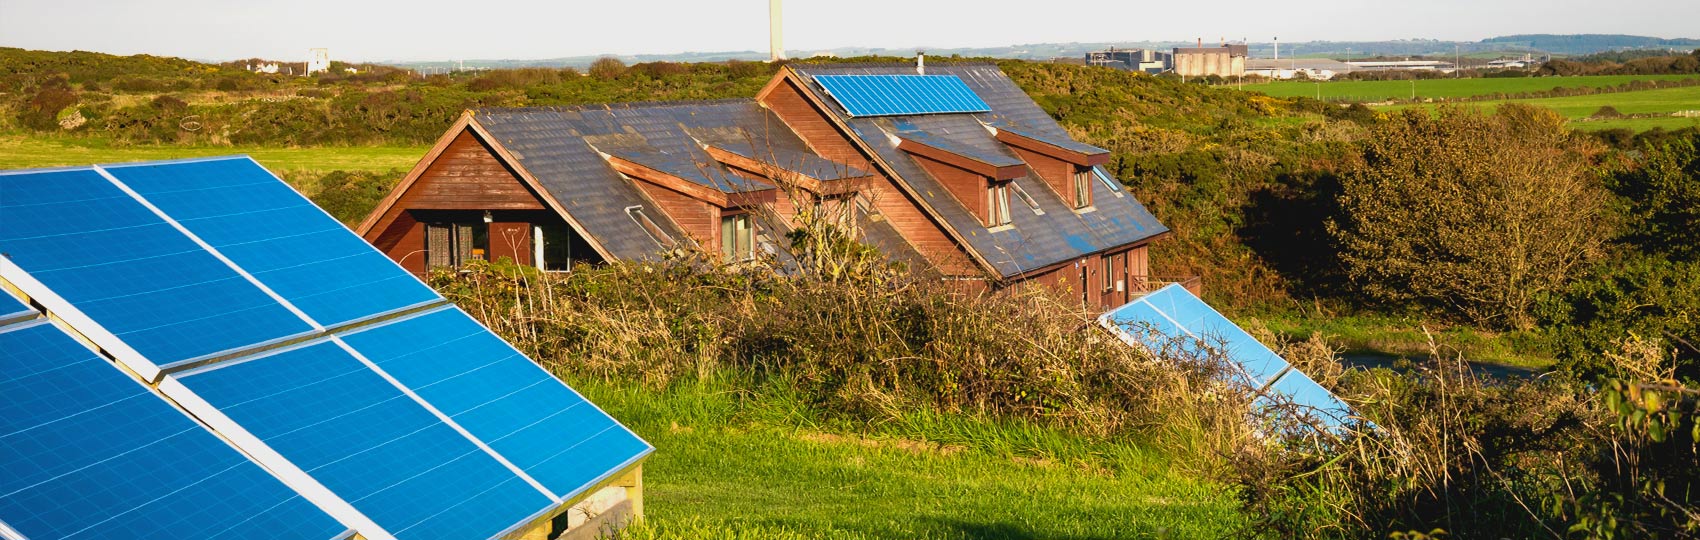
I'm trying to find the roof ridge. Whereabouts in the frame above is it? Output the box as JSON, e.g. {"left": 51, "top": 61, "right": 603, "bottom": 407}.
{"left": 476, "top": 98, "right": 756, "bottom": 115}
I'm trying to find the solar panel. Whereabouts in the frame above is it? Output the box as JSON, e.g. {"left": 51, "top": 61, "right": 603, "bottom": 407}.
{"left": 339, "top": 307, "right": 653, "bottom": 498}
{"left": 0, "top": 321, "right": 343, "bottom": 540}
{"left": 103, "top": 157, "right": 440, "bottom": 327}
{"left": 173, "top": 340, "right": 552, "bottom": 540}
{"left": 814, "top": 75, "right": 992, "bottom": 117}
{"left": 1100, "top": 284, "right": 1355, "bottom": 429}
{"left": 0, "top": 167, "right": 314, "bottom": 370}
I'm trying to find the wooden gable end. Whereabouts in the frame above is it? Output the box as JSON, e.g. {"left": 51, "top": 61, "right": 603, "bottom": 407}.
{"left": 399, "top": 129, "right": 547, "bottom": 211}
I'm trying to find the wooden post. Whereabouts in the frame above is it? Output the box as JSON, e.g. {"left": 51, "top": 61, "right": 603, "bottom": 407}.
{"left": 615, "top": 465, "right": 644, "bottom": 520}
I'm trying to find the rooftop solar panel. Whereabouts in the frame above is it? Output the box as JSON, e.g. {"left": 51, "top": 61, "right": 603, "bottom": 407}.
{"left": 1099, "top": 284, "right": 1355, "bottom": 429}
{"left": 0, "top": 290, "right": 32, "bottom": 325}
{"left": 339, "top": 307, "right": 653, "bottom": 498}
{"left": 814, "top": 75, "right": 992, "bottom": 117}
{"left": 0, "top": 321, "right": 343, "bottom": 540}
{"left": 103, "top": 157, "right": 440, "bottom": 327}
{"left": 0, "top": 167, "right": 313, "bottom": 372}
{"left": 173, "top": 341, "right": 552, "bottom": 540}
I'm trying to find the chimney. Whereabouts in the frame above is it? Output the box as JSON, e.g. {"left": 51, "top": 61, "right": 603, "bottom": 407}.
{"left": 1274, "top": 37, "right": 1279, "bottom": 60}
{"left": 769, "top": 0, "right": 785, "bottom": 62}
{"left": 916, "top": 51, "right": 925, "bottom": 75}
{"left": 1197, "top": 37, "right": 1202, "bottom": 48}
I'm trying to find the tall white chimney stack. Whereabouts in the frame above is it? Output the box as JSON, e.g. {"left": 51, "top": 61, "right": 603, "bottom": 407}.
{"left": 916, "top": 51, "right": 925, "bottom": 75}
{"left": 1273, "top": 37, "right": 1279, "bottom": 60}
{"left": 769, "top": 0, "right": 785, "bottom": 62}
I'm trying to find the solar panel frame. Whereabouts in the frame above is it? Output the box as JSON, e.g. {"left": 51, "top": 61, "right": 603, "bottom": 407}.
{"left": 0, "top": 320, "right": 347, "bottom": 540}
{"left": 815, "top": 75, "right": 992, "bottom": 117}
{"left": 0, "top": 290, "right": 32, "bottom": 326}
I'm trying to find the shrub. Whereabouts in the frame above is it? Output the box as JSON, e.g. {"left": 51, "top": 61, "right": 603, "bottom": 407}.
{"left": 588, "top": 57, "right": 627, "bottom": 80}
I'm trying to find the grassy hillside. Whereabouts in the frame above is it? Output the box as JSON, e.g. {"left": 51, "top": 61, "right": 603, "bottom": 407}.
{"left": 1248, "top": 74, "right": 1700, "bottom": 101}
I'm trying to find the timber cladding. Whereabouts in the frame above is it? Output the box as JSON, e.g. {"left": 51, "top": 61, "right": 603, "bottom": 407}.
{"left": 633, "top": 179, "right": 718, "bottom": 246}
{"left": 402, "top": 130, "right": 547, "bottom": 211}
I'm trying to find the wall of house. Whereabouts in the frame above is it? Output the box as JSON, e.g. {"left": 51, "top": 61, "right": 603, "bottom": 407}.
{"left": 908, "top": 154, "right": 988, "bottom": 225}
{"left": 632, "top": 178, "right": 719, "bottom": 246}
{"left": 1006, "top": 146, "right": 1077, "bottom": 207}
{"left": 759, "top": 77, "right": 979, "bottom": 276}
{"left": 488, "top": 222, "right": 532, "bottom": 266}
{"left": 1010, "top": 244, "right": 1153, "bottom": 311}
{"left": 372, "top": 211, "right": 427, "bottom": 274}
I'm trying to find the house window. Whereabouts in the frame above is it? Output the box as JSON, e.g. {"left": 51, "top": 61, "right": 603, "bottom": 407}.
{"left": 424, "top": 222, "right": 487, "bottom": 268}
{"left": 1009, "top": 180, "right": 1045, "bottom": 215}
{"left": 1072, "top": 167, "right": 1093, "bottom": 209}
{"left": 986, "top": 182, "right": 1013, "bottom": 227}
{"left": 533, "top": 223, "right": 573, "bottom": 272}
{"left": 1101, "top": 256, "right": 1115, "bottom": 293}
{"left": 720, "top": 213, "right": 755, "bottom": 262}
{"left": 1094, "top": 167, "right": 1125, "bottom": 198}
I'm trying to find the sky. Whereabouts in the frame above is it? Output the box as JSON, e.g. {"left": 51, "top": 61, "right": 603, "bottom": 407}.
{"left": 1, "top": 0, "right": 1695, "bottom": 62}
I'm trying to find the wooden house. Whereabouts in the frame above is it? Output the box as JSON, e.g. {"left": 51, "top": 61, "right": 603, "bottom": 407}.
{"left": 358, "top": 62, "right": 1175, "bottom": 310}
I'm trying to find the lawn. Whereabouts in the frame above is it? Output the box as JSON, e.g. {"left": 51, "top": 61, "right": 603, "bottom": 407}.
{"left": 569, "top": 376, "right": 1247, "bottom": 540}
{"left": 0, "top": 133, "right": 427, "bottom": 177}
{"left": 1242, "top": 74, "right": 1700, "bottom": 101}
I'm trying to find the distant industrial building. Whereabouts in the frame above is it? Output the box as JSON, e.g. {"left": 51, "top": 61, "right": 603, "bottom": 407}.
{"left": 1084, "top": 48, "right": 1171, "bottom": 74}
{"left": 1345, "top": 60, "right": 1455, "bottom": 73}
{"left": 1245, "top": 58, "right": 1353, "bottom": 80}
{"left": 1172, "top": 41, "right": 1248, "bottom": 78}
{"left": 306, "top": 48, "right": 330, "bottom": 75}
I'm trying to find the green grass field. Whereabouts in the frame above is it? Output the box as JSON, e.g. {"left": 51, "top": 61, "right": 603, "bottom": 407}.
{"left": 0, "top": 133, "right": 427, "bottom": 176}
{"left": 572, "top": 376, "right": 1245, "bottom": 539}
{"left": 1244, "top": 74, "right": 1700, "bottom": 101}
{"left": 1248, "top": 312, "right": 1554, "bottom": 370}
{"left": 1378, "top": 85, "right": 1700, "bottom": 131}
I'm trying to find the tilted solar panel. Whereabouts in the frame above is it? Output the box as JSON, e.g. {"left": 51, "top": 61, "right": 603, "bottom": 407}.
{"left": 1099, "top": 284, "right": 1355, "bottom": 429}
{"left": 172, "top": 341, "right": 552, "bottom": 540}
{"left": 0, "top": 320, "right": 344, "bottom": 540}
{"left": 103, "top": 158, "right": 440, "bottom": 327}
{"left": 339, "top": 307, "right": 652, "bottom": 498}
{"left": 0, "top": 167, "right": 313, "bottom": 373}
{"left": 815, "top": 75, "right": 992, "bottom": 117}
{"left": 0, "top": 290, "right": 31, "bottom": 325}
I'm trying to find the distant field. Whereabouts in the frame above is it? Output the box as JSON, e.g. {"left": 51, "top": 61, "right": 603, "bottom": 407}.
{"left": 1244, "top": 74, "right": 1700, "bottom": 101}
{"left": 0, "top": 134, "right": 427, "bottom": 177}
{"left": 1381, "top": 85, "right": 1700, "bottom": 131}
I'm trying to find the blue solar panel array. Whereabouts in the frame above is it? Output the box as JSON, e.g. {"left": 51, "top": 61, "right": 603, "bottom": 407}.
{"left": 0, "top": 167, "right": 313, "bottom": 367}
{"left": 340, "top": 307, "right": 652, "bottom": 498}
{"left": 177, "top": 341, "right": 550, "bottom": 540}
{"left": 104, "top": 159, "right": 440, "bottom": 327}
{"left": 0, "top": 320, "right": 344, "bottom": 540}
{"left": 815, "top": 75, "right": 992, "bottom": 118}
{"left": 1100, "top": 284, "right": 1356, "bottom": 429}
{"left": 0, "top": 157, "right": 653, "bottom": 539}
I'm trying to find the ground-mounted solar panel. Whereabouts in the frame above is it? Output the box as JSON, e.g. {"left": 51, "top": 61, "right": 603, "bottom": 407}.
{"left": 103, "top": 157, "right": 441, "bottom": 327}
{"left": 1099, "top": 284, "right": 1356, "bottom": 429}
{"left": 0, "top": 167, "right": 313, "bottom": 375}
{"left": 0, "top": 320, "right": 344, "bottom": 540}
{"left": 815, "top": 74, "right": 992, "bottom": 117}
{"left": 339, "top": 307, "right": 653, "bottom": 498}
{"left": 171, "top": 340, "right": 554, "bottom": 540}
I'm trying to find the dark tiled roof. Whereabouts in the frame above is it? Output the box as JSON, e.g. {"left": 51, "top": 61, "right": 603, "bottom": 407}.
{"left": 895, "top": 127, "right": 1026, "bottom": 169}
{"left": 709, "top": 141, "right": 872, "bottom": 182}
{"left": 786, "top": 63, "right": 1169, "bottom": 278}
{"left": 990, "top": 121, "right": 1111, "bottom": 157}
{"left": 473, "top": 101, "right": 867, "bottom": 263}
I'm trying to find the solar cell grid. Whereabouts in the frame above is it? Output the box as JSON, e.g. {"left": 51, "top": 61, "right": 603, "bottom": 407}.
{"left": 0, "top": 168, "right": 313, "bottom": 367}
{"left": 175, "top": 340, "right": 552, "bottom": 540}
{"left": 815, "top": 75, "right": 991, "bottom": 117}
{"left": 0, "top": 321, "right": 342, "bottom": 540}
{"left": 339, "top": 307, "right": 653, "bottom": 498}
{"left": 0, "top": 291, "right": 31, "bottom": 324}
{"left": 104, "top": 158, "right": 440, "bottom": 327}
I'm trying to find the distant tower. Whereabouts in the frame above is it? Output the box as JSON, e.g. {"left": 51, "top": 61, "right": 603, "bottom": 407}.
{"left": 306, "top": 48, "right": 330, "bottom": 75}
{"left": 769, "top": 0, "right": 785, "bottom": 61}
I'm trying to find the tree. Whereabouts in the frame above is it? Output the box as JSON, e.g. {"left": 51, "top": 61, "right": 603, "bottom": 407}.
{"left": 587, "top": 57, "right": 626, "bottom": 80}
{"left": 1609, "top": 132, "right": 1700, "bottom": 262}
{"left": 1330, "top": 105, "right": 1609, "bottom": 329}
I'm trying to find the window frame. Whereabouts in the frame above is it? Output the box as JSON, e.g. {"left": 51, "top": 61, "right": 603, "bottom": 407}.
{"left": 1072, "top": 167, "right": 1094, "bottom": 209}
{"left": 986, "top": 181, "right": 1013, "bottom": 228}
{"left": 720, "top": 212, "right": 756, "bottom": 262}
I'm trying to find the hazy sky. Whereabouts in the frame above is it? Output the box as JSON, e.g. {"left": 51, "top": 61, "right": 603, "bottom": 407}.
{"left": 1, "top": 0, "right": 1694, "bottom": 62}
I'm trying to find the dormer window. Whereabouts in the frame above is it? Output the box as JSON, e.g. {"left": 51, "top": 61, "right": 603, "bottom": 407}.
{"left": 1072, "top": 167, "right": 1093, "bottom": 209}
{"left": 987, "top": 181, "right": 1013, "bottom": 227}
{"left": 720, "top": 212, "right": 755, "bottom": 262}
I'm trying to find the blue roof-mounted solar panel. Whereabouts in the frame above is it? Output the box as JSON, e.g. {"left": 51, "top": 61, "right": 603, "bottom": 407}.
{"left": 0, "top": 289, "right": 32, "bottom": 325}
{"left": 339, "top": 307, "right": 654, "bottom": 499}
{"left": 1099, "top": 284, "right": 1356, "bottom": 430}
{"left": 173, "top": 340, "right": 553, "bottom": 540}
{"left": 0, "top": 321, "right": 344, "bottom": 540}
{"left": 0, "top": 167, "right": 314, "bottom": 373}
{"left": 103, "top": 157, "right": 441, "bottom": 327}
{"left": 815, "top": 74, "right": 992, "bottom": 117}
